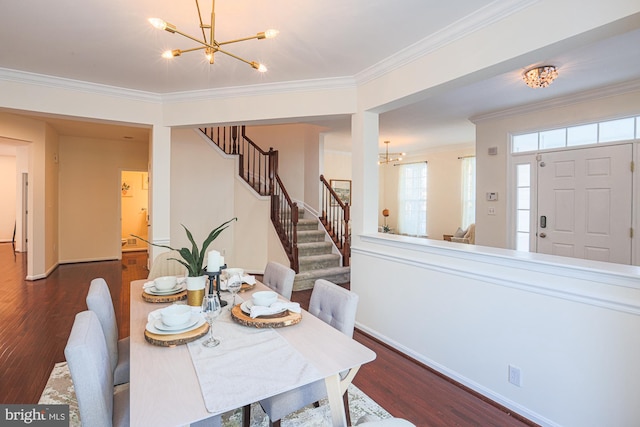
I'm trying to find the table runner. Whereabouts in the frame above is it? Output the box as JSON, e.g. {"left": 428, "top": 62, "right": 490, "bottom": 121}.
{"left": 187, "top": 299, "right": 322, "bottom": 414}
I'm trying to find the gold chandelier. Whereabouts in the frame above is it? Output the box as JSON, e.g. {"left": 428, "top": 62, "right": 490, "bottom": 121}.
{"left": 522, "top": 65, "right": 558, "bottom": 88}
{"left": 149, "top": 0, "right": 278, "bottom": 72}
{"left": 378, "top": 141, "right": 405, "bottom": 165}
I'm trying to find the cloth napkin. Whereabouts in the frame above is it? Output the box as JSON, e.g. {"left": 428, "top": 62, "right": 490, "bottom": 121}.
{"left": 250, "top": 301, "right": 301, "bottom": 318}
{"left": 220, "top": 274, "right": 256, "bottom": 290}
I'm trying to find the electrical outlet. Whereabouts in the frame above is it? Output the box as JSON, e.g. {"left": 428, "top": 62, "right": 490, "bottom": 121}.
{"left": 508, "top": 365, "right": 522, "bottom": 387}
{"left": 488, "top": 207, "right": 496, "bottom": 215}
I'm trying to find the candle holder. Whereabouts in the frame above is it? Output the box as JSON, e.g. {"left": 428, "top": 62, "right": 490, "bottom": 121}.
{"left": 205, "top": 265, "right": 227, "bottom": 307}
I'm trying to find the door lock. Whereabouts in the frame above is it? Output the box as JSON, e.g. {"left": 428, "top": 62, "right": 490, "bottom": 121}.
{"left": 540, "top": 215, "right": 547, "bottom": 228}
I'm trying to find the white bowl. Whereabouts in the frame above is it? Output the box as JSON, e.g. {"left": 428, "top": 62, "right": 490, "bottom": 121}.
{"left": 154, "top": 276, "right": 177, "bottom": 291}
{"left": 252, "top": 290, "right": 278, "bottom": 307}
{"left": 161, "top": 304, "right": 191, "bottom": 326}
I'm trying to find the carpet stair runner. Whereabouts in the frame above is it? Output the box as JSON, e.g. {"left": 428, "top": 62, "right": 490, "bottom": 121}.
{"left": 293, "top": 209, "right": 350, "bottom": 291}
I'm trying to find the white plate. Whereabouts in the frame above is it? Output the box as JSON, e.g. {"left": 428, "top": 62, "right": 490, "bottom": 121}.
{"left": 154, "top": 314, "right": 199, "bottom": 332}
{"left": 145, "top": 284, "right": 186, "bottom": 295}
{"left": 240, "top": 301, "right": 287, "bottom": 316}
{"left": 146, "top": 315, "right": 206, "bottom": 335}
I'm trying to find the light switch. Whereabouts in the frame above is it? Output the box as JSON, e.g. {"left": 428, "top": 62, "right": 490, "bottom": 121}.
{"left": 486, "top": 192, "right": 498, "bottom": 201}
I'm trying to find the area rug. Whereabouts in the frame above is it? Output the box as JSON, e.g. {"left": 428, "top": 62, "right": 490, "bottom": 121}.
{"left": 39, "top": 362, "right": 391, "bottom": 426}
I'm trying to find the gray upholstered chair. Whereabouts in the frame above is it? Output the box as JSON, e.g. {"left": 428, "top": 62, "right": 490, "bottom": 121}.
{"left": 262, "top": 261, "right": 295, "bottom": 300}
{"left": 86, "top": 278, "right": 130, "bottom": 385}
{"left": 64, "top": 310, "right": 130, "bottom": 427}
{"left": 147, "top": 250, "right": 187, "bottom": 280}
{"left": 255, "top": 279, "right": 359, "bottom": 427}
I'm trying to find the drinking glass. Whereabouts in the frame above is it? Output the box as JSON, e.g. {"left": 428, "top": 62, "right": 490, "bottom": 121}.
{"left": 226, "top": 273, "right": 242, "bottom": 309}
{"left": 201, "top": 293, "right": 222, "bottom": 347}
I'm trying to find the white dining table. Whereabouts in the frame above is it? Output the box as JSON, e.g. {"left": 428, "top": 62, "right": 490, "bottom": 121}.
{"left": 129, "top": 278, "right": 376, "bottom": 427}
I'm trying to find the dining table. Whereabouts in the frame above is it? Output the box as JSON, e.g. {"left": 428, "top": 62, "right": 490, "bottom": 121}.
{"left": 129, "top": 277, "right": 376, "bottom": 427}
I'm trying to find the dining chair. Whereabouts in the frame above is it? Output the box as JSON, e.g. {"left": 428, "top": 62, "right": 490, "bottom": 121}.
{"left": 147, "top": 250, "right": 187, "bottom": 280}
{"left": 86, "top": 278, "right": 130, "bottom": 385}
{"left": 252, "top": 279, "right": 359, "bottom": 427}
{"left": 262, "top": 261, "right": 295, "bottom": 300}
{"left": 64, "top": 310, "right": 130, "bottom": 427}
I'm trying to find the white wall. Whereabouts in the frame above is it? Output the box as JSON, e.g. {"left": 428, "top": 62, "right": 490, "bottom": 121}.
{"left": 352, "top": 236, "right": 640, "bottom": 427}
{"left": 0, "top": 155, "right": 16, "bottom": 241}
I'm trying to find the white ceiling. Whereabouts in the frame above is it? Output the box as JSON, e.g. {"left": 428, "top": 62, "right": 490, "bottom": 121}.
{"left": 1, "top": 0, "right": 640, "bottom": 153}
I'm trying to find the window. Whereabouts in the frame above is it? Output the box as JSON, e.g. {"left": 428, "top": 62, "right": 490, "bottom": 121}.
{"left": 461, "top": 157, "right": 475, "bottom": 229}
{"left": 397, "top": 162, "right": 427, "bottom": 237}
{"left": 511, "top": 115, "right": 640, "bottom": 153}
{"left": 515, "top": 163, "right": 531, "bottom": 251}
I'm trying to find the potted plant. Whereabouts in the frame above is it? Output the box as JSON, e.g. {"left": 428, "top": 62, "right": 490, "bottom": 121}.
{"left": 133, "top": 217, "right": 237, "bottom": 277}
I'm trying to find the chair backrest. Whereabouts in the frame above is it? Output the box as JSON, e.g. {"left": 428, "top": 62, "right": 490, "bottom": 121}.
{"left": 263, "top": 261, "right": 295, "bottom": 300}
{"left": 64, "top": 311, "right": 114, "bottom": 427}
{"left": 86, "top": 278, "right": 118, "bottom": 374}
{"left": 147, "top": 250, "right": 187, "bottom": 280}
{"left": 309, "top": 279, "right": 359, "bottom": 337}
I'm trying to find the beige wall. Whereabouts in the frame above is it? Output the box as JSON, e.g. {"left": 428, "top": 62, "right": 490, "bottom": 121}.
{"left": 121, "top": 171, "right": 149, "bottom": 251}
{"left": 474, "top": 87, "right": 640, "bottom": 250}
{"left": 0, "top": 155, "right": 17, "bottom": 241}
{"left": 170, "top": 129, "right": 288, "bottom": 274}
{"left": 58, "top": 136, "right": 148, "bottom": 262}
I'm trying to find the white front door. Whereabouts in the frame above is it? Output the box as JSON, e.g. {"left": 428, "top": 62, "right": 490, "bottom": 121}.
{"left": 536, "top": 144, "right": 633, "bottom": 264}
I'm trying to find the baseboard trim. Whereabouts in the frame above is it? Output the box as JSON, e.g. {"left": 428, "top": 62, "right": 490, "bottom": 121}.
{"left": 354, "top": 326, "right": 545, "bottom": 427}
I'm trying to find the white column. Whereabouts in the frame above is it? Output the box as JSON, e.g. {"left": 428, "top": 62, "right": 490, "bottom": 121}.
{"left": 149, "top": 125, "right": 172, "bottom": 263}
{"left": 350, "top": 111, "right": 379, "bottom": 246}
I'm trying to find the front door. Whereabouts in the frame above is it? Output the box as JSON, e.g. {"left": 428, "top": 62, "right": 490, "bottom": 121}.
{"left": 536, "top": 144, "right": 633, "bottom": 264}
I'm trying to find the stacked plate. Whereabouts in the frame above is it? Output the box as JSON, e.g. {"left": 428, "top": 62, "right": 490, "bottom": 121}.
{"left": 144, "top": 282, "right": 186, "bottom": 296}
{"left": 146, "top": 314, "right": 205, "bottom": 335}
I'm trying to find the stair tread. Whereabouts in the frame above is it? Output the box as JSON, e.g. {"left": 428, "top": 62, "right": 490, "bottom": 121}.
{"left": 298, "top": 253, "right": 340, "bottom": 261}
{"left": 297, "top": 241, "right": 332, "bottom": 248}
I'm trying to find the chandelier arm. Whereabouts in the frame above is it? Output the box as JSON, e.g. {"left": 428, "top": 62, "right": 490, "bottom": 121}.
{"left": 215, "top": 48, "right": 254, "bottom": 66}
{"left": 171, "top": 28, "right": 218, "bottom": 50}
{"left": 217, "top": 34, "right": 265, "bottom": 46}
{"left": 180, "top": 46, "right": 208, "bottom": 54}
{"left": 195, "top": 0, "right": 208, "bottom": 42}
{"left": 209, "top": 0, "right": 215, "bottom": 49}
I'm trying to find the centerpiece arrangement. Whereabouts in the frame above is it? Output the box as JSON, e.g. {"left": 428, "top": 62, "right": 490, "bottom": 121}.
{"left": 133, "top": 217, "right": 237, "bottom": 305}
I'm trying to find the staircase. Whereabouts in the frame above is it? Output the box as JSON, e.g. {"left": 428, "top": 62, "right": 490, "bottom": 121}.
{"left": 199, "top": 126, "right": 351, "bottom": 290}
{"left": 293, "top": 210, "right": 351, "bottom": 291}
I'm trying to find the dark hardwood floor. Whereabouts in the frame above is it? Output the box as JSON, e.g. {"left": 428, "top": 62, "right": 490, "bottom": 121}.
{"left": 0, "top": 243, "right": 535, "bottom": 426}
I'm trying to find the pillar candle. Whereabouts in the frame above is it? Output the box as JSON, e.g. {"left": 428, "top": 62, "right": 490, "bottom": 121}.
{"left": 207, "top": 250, "right": 220, "bottom": 272}
{"left": 219, "top": 256, "right": 225, "bottom": 268}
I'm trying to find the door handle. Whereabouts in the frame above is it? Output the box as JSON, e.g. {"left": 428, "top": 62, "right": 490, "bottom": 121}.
{"left": 539, "top": 232, "right": 546, "bottom": 238}
{"left": 540, "top": 215, "right": 547, "bottom": 229}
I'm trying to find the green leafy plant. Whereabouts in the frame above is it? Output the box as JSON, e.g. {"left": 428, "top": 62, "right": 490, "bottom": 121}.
{"left": 133, "top": 217, "right": 237, "bottom": 277}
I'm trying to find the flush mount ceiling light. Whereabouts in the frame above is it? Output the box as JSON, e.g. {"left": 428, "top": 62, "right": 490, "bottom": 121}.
{"left": 522, "top": 65, "right": 559, "bottom": 88}
{"left": 378, "top": 141, "right": 405, "bottom": 165}
{"left": 148, "top": 0, "right": 278, "bottom": 72}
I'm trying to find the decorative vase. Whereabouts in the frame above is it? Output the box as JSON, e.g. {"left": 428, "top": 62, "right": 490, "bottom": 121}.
{"left": 186, "top": 275, "right": 207, "bottom": 307}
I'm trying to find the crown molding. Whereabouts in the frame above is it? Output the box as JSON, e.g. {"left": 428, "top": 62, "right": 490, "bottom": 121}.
{"left": 355, "top": 0, "right": 538, "bottom": 85}
{"left": 0, "top": 67, "right": 162, "bottom": 103}
{"left": 159, "top": 76, "right": 357, "bottom": 103}
{"left": 470, "top": 78, "right": 640, "bottom": 123}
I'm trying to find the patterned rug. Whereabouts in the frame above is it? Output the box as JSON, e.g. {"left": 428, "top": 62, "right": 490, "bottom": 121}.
{"left": 39, "top": 362, "right": 391, "bottom": 426}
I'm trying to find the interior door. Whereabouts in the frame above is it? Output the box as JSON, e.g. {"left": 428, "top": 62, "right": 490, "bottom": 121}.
{"left": 536, "top": 144, "right": 633, "bottom": 264}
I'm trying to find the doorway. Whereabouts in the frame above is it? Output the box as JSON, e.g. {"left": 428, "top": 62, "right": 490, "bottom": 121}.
{"left": 120, "top": 170, "right": 149, "bottom": 253}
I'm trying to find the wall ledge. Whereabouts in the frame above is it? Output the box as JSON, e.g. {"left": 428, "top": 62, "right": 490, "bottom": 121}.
{"left": 355, "top": 233, "right": 640, "bottom": 315}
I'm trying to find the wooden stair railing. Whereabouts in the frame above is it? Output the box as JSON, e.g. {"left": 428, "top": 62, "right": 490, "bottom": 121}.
{"left": 319, "top": 175, "right": 350, "bottom": 267}
{"left": 200, "top": 126, "right": 299, "bottom": 272}
{"left": 201, "top": 126, "right": 276, "bottom": 196}
{"left": 272, "top": 175, "right": 299, "bottom": 272}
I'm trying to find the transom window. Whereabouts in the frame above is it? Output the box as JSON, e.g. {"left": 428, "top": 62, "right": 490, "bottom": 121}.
{"left": 512, "top": 116, "right": 639, "bottom": 153}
